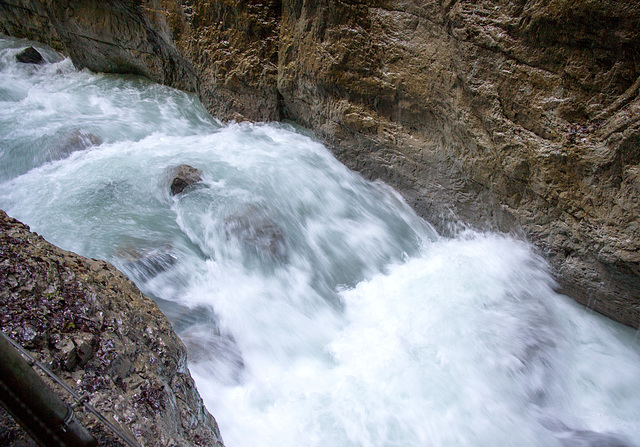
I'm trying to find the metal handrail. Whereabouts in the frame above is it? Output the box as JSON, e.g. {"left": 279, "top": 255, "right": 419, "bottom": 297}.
{"left": 0, "top": 331, "right": 140, "bottom": 447}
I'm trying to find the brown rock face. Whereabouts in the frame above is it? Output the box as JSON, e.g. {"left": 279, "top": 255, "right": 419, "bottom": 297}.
{"left": 1, "top": 0, "right": 639, "bottom": 327}
{"left": 0, "top": 210, "right": 224, "bottom": 446}
{"left": 276, "top": 0, "right": 640, "bottom": 328}
{"left": 0, "top": 0, "right": 197, "bottom": 91}
{"left": 168, "top": 0, "right": 283, "bottom": 121}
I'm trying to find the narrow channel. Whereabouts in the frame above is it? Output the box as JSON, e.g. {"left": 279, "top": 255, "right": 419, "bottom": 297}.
{"left": 1, "top": 36, "right": 639, "bottom": 447}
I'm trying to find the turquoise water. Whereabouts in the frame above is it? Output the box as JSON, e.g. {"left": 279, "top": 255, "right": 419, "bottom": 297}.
{"left": 1, "top": 36, "right": 639, "bottom": 447}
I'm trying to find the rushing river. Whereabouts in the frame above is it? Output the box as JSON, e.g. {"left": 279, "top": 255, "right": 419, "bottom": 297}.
{"left": 1, "top": 36, "right": 639, "bottom": 447}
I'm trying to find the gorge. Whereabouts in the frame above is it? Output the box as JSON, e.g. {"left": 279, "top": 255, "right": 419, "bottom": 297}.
{"left": 1, "top": 1, "right": 640, "bottom": 446}
{"left": 1, "top": 0, "right": 637, "bottom": 328}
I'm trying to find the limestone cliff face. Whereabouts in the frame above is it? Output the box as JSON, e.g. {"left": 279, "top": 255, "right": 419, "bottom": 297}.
{"left": 167, "top": 0, "right": 282, "bottom": 121}
{"left": 0, "top": 211, "right": 224, "bottom": 447}
{"left": 1, "top": 0, "right": 638, "bottom": 327}
{"left": 277, "top": 0, "right": 640, "bottom": 328}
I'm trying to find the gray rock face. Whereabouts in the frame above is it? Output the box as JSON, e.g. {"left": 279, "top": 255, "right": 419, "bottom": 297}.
{"left": 0, "top": 210, "right": 224, "bottom": 447}
{"left": 1, "top": 0, "right": 638, "bottom": 328}
{"left": 170, "top": 164, "right": 202, "bottom": 195}
{"left": 0, "top": 0, "right": 197, "bottom": 92}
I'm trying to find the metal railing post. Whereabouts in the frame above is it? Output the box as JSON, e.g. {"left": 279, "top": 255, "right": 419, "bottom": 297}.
{"left": 0, "top": 333, "right": 98, "bottom": 447}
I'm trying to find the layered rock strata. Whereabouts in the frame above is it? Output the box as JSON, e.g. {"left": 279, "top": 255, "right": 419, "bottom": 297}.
{"left": 0, "top": 210, "right": 224, "bottom": 447}
{"left": 0, "top": 0, "right": 638, "bottom": 327}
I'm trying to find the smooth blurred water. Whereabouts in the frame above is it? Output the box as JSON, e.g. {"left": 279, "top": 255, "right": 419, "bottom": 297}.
{"left": 1, "top": 36, "right": 639, "bottom": 447}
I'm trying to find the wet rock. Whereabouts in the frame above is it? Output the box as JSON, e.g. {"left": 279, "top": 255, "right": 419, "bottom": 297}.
{"left": 15, "top": 46, "right": 44, "bottom": 64}
{"left": 168, "top": 302, "right": 245, "bottom": 385}
{"left": 1, "top": 0, "right": 196, "bottom": 92}
{"left": 60, "top": 129, "right": 102, "bottom": 153}
{"left": 170, "top": 164, "right": 202, "bottom": 196}
{"left": 0, "top": 210, "right": 224, "bottom": 447}
{"left": 224, "top": 206, "right": 289, "bottom": 262}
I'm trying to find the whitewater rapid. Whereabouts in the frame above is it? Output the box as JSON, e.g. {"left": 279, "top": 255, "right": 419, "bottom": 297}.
{"left": 1, "top": 36, "right": 639, "bottom": 447}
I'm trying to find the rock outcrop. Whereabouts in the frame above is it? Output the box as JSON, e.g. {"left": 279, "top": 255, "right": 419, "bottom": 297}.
{"left": 0, "top": 0, "right": 196, "bottom": 91}
{"left": 1, "top": 0, "right": 638, "bottom": 327}
{"left": 0, "top": 210, "right": 224, "bottom": 447}
{"left": 276, "top": 0, "right": 640, "bottom": 328}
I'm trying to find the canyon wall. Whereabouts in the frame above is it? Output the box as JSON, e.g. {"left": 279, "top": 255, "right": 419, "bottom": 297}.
{"left": 1, "top": 0, "right": 638, "bottom": 328}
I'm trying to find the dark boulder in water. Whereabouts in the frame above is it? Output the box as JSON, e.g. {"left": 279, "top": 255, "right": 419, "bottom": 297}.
{"left": 224, "top": 206, "right": 289, "bottom": 263}
{"left": 16, "top": 46, "right": 44, "bottom": 64}
{"left": 170, "top": 164, "right": 202, "bottom": 195}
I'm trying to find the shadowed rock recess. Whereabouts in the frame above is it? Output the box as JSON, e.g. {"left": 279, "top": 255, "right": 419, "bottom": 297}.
{"left": 0, "top": 211, "right": 224, "bottom": 447}
{"left": 0, "top": 1, "right": 638, "bottom": 328}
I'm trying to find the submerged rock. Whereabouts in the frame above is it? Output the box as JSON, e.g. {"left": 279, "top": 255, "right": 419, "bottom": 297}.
{"left": 181, "top": 325, "right": 245, "bottom": 386}
{"left": 43, "top": 129, "right": 102, "bottom": 163}
{"left": 115, "top": 244, "right": 177, "bottom": 281}
{"left": 15, "top": 46, "right": 44, "bottom": 64}
{"left": 169, "top": 164, "right": 202, "bottom": 196}
{"left": 541, "top": 418, "right": 634, "bottom": 447}
{"left": 0, "top": 210, "right": 224, "bottom": 447}
{"left": 224, "top": 206, "right": 289, "bottom": 263}
{"left": 61, "top": 129, "right": 102, "bottom": 152}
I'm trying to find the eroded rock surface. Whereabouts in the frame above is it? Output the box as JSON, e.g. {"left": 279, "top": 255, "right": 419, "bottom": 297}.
{"left": 0, "top": 210, "right": 224, "bottom": 447}
{"left": 1, "top": 0, "right": 638, "bottom": 327}
{"left": 276, "top": 0, "right": 640, "bottom": 327}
